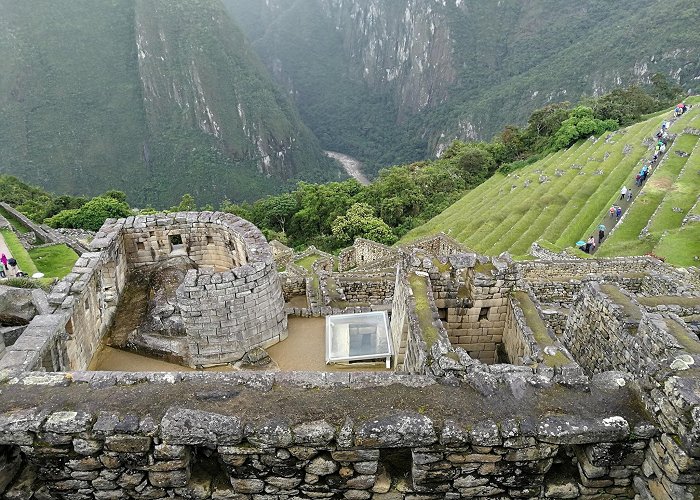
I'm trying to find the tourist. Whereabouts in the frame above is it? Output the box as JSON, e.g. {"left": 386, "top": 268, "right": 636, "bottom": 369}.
{"left": 7, "top": 257, "right": 17, "bottom": 276}
{"left": 0, "top": 253, "right": 7, "bottom": 271}
{"left": 598, "top": 226, "right": 605, "bottom": 243}
{"left": 626, "top": 187, "right": 632, "bottom": 202}
{"left": 620, "top": 186, "right": 628, "bottom": 200}
{"left": 615, "top": 205, "right": 622, "bottom": 221}
{"left": 635, "top": 173, "right": 642, "bottom": 186}
{"left": 609, "top": 206, "right": 616, "bottom": 218}
{"left": 586, "top": 235, "right": 596, "bottom": 254}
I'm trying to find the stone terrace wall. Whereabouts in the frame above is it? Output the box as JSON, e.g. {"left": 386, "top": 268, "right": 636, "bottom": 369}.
{"left": 401, "top": 233, "right": 469, "bottom": 257}
{"left": 0, "top": 369, "right": 657, "bottom": 500}
{"left": 518, "top": 257, "right": 698, "bottom": 298}
{"left": 562, "top": 282, "right": 700, "bottom": 499}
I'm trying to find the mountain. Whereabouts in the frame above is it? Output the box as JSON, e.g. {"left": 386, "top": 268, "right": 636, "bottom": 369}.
{"left": 224, "top": 0, "right": 700, "bottom": 176}
{"left": 402, "top": 100, "right": 700, "bottom": 267}
{"left": 0, "top": 0, "right": 340, "bottom": 206}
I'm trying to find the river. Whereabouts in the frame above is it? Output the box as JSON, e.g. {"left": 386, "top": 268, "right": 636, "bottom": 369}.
{"left": 324, "top": 151, "right": 370, "bottom": 185}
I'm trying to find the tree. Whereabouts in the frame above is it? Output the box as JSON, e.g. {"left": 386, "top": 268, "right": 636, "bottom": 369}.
{"left": 455, "top": 145, "right": 496, "bottom": 185}
{"left": 331, "top": 203, "right": 396, "bottom": 245}
{"left": 251, "top": 193, "right": 298, "bottom": 233}
{"left": 101, "top": 190, "right": 128, "bottom": 203}
{"left": 45, "top": 196, "right": 132, "bottom": 231}
{"left": 650, "top": 73, "right": 684, "bottom": 104}
{"left": 170, "top": 194, "right": 196, "bottom": 212}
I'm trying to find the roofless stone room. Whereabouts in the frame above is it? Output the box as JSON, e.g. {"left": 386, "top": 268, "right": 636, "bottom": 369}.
{"left": 1, "top": 210, "right": 700, "bottom": 498}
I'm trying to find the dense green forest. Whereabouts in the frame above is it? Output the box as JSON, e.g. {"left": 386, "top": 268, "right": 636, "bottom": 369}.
{"left": 225, "top": 0, "right": 700, "bottom": 176}
{"left": 1, "top": 83, "right": 683, "bottom": 254}
{"left": 0, "top": 0, "right": 339, "bottom": 207}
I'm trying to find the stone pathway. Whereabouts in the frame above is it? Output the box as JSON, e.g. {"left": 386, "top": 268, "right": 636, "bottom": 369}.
{"left": 588, "top": 113, "right": 683, "bottom": 254}
{"left": 0, "top": 231, "right": 20, "bottom": 276}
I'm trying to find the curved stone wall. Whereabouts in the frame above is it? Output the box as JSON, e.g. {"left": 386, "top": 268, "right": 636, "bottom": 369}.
{"left": 118, "top": 213, "right": 287, "bottom": 367}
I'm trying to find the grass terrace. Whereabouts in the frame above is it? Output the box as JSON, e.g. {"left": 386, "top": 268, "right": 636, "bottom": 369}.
{"left": 513, "top": 291, "right": 570, "bottom": 368}
{"left": 409, "top": 273, "right": 439, "bottom": 349}
{"left": 401, "top": 101, "right": 700, "bottom": 265}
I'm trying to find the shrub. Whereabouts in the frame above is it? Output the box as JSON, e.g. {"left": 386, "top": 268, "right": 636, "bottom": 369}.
{"left": 46, "top": 196, "right": 131, "bottom": 231}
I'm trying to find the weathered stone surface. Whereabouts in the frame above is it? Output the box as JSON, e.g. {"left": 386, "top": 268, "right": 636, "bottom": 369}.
{"left": 148, "top": 469, "right": 189, "bottom": 488}
{"left": 161, "top": 408, "right": 242, "bottom": 446}
{"left": 292, "top": 420, "right": 335, "bottom": 446}
{"left": 355, "top": 413, "right": 437, "bottom": 448}
{"left": 306, "top": 456, "right": 338, "bottom": 476}
{"left": 73, "top": 438, "right": 103, "bottom": 456}
{"left": 229, "top": 478, "right": 264, "bottom": 494}
{"left": 537, "top": 415, "right": 629, "bottom": 444}
{"left": 104, "top": 435, "right": 151, "bottom": 453}
{"left": 0, "top": 408, "right": 47, "bottom": 445}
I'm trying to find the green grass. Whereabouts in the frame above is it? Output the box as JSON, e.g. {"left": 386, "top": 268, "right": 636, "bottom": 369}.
{"left": 295, "top": 254, "right": 322, "bottom": 273}
{"left": 663, "top": 317, "right": 700, "bottom": 354}
{"left": 600, "top": 284, "right": 642, "bottom": 322}
{"left": 28, "top": 244, "right": 79, "bottom": 279}
{"left": 513, "top": 291, "right": 570, "bottom": 367}
{"left": 409, "top": 273, "right": 438, "bottom": 349}
{"left": 652, "top": 223, "right": 700, "bottom": 267}
{"left": 637, "top": 296, "right": 700, "bottom": 307}
{"left": 0, "top": 207, "right": 31, "bottom": 234}
{"left": 402, "top": 104, "right": 700, "bottom": 267}
{"left": 0, "top": 229, "right": 38, "bottom": 275}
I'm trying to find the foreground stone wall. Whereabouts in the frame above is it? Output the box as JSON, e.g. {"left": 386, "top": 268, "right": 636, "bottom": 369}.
{"left": 0, "top": 369, "right": 657, "bottom": 500}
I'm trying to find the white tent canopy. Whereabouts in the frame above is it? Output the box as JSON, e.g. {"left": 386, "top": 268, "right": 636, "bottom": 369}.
{"left": 325, "top": 311, "right": 392, "bottom": 368}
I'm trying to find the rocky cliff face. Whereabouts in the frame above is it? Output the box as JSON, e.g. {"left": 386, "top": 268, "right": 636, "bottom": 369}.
{"left": 226, "top": 0, "right": 700, "bottom": 172}
{"left": 0, "top": 0, "right": 338, "bottom": 206}
{"left": 321, "top": 0, "right": 456, "bottom": 121}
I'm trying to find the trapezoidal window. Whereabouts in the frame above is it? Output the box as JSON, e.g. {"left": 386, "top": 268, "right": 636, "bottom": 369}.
{"left": 479, "top": 307, "right": 490, "bottom": 321}
{"left": 206, "top": 235, "right": 214, "bottom": 245}
{"left": 136, "top": 241, "right": 145, "bottom": 251}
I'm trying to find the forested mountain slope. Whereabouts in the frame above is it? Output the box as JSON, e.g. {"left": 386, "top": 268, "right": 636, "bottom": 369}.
{"left": 0, "top": 0, "right": 339, "bottom": 206}
{"left": 403, "top": 100, "right": 700, "bottom": 266}
{"left": 225, "top": 0, "right": 700, "bottom": 176}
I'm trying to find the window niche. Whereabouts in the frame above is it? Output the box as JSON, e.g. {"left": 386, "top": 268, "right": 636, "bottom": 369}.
{"left": 479, "top": 307, "right": 490, "bottom": 321}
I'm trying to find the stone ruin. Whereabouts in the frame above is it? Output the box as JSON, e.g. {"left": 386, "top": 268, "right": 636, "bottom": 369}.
{"left": 1, "top": 213, "right": 700, "bottom": 499}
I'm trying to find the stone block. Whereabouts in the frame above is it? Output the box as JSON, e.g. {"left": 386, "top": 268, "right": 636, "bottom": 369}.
{"left": 148, "top": 469, "right": 190, "bottom": 488}
{"left": 104, "top": 435, "right": 151, "bottom": 453}
{"left": 161, "top": 408, "right": 242, "bottom": 447}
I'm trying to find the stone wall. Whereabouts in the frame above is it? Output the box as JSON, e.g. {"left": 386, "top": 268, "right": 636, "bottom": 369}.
{"left": 338, "top": 238, "right": 397, "bottom": 272}
{"left": 562, "top": 282, "right": 700, "bottom": 499}
{"left": 443, "top": 264, "right": 516, "bottom": 364}
{"left": 402, "top": 233, "right": 469, "bottom": 257}
{"left": 120, "top": 213, "right": 248, "bottom": 270}
{"left": 334, "top": 274, "right": 395, "bottom": 306}
{"left": 177, "top": 264, "right": 287, "bottom": 367}
{"left": 502, "top": 295, "right": 541, "bottom": 366}
{"left": 280, "top": 274, "right": 306, "bottom": 301}
{"left": 0, "top": 368, "right": 657, "bottom": 500}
